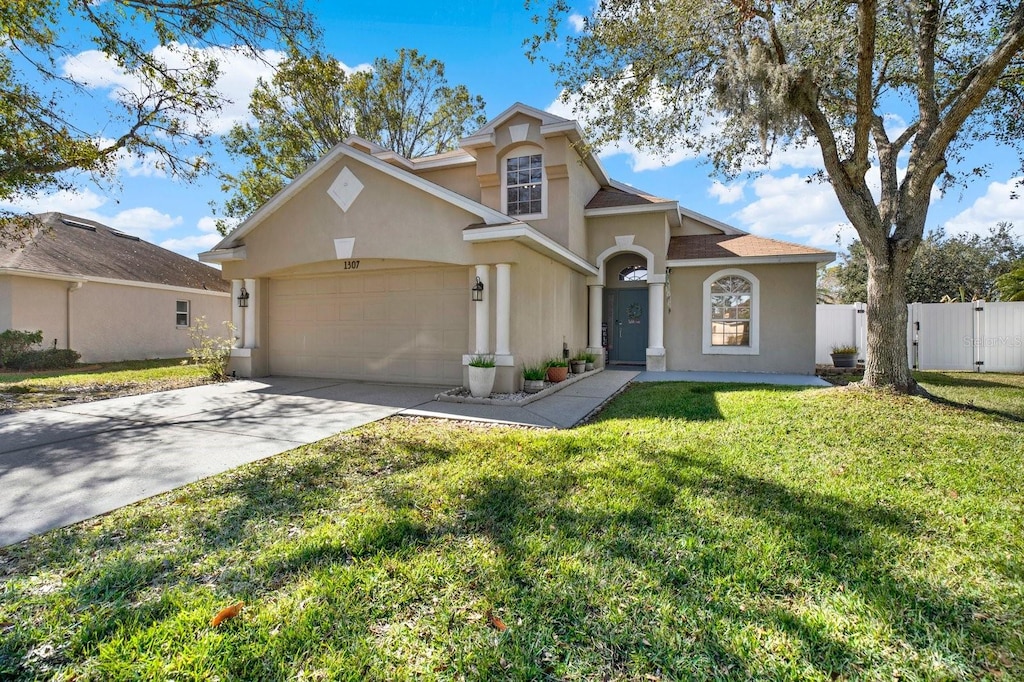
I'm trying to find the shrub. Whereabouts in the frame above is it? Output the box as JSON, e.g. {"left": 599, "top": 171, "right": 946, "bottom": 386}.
{"left": 0, "top": 329, "right": 43, "bottom": 368}
{"left": 522, "top": 362, "right": 547, "bottom": 380}
{"left": 186, "top": 317, "right": 237, "bottom": 379}
{"left": 468, "top": 354, "right": 496, "bottom": 368}
{"left": 546, "top": 357, "right": 568, "bottom": 368}
{"left": 6, "top": 348, "right": 80, "bottom": 370}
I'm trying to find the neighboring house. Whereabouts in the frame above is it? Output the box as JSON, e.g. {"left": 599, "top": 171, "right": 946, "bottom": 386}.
{"left": 201, "top": 103, "right": 834, "bottom": 392}
{"left": 1, "top": 213, "right": 231, "bottom": 363}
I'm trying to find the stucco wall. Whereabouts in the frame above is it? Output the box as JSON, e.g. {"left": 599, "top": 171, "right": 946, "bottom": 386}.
{"left": 0, "top": 276, "right": 12, "bottom": 330}
{"left": 223, "top": 155, "right": 479, "bottom": 281}
{"left": 8, "top": 276, "right": 69, "bottom": 349}
{"left": 70, "top": 281, "right": 231, "bottom": 362}
{"left": 665, "top": 263, "right": 818, "bottom": 374}
{"left": 586, "top": 213, "right": 670, "bottom": 274}
{"left": 415, "top": 164, "right": 480, "bottom": 202}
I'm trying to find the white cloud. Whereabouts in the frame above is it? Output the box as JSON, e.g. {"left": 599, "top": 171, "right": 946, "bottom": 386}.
{"left": 196, "top": 216, "right": 220, "bottom": 233}
{"left": 730, "top": 174, "right": 853, "bottom": 249}
{"left": 944, "top": 177, "right": 1024, "bottom": 237}
{"left": 159, "top": 233, "right": 222, "bottom": 260}
{"left": 568, "top": 13, "right": 586, "bottom": 32}
{"left": 708, "top": 180, "right": 745, "bottom": 204}
{"left": 63, "top": 44, "right": 287, "bottom": 136}
{"left": 1, "top": 189, "right": 180, "bottom": 241}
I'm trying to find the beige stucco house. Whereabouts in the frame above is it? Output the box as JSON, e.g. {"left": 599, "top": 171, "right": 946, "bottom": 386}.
{"left": 1, "top": 213, "right": 231, "bottom": 363}
{"left": 201, "top": 103, "right": 833, "bottom": 391}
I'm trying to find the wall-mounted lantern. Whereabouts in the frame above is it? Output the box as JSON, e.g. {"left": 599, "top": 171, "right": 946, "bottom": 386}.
{"left": 471, "top": 276, "right": 484, "bottom": 302}
{"left": 237, "top": 286, "right": 250, "bottom": 308}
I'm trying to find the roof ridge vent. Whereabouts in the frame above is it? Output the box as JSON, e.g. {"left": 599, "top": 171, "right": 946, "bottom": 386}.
{"left": 61, "top": 217, "right": 97, "bottom": 231}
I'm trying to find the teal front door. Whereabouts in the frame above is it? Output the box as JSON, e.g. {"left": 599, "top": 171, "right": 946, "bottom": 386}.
{"left": 610, "top": 289, "right": 648, "bottom": 363}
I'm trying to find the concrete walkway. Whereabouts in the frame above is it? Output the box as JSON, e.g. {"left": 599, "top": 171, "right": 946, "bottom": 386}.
{"left": 0, "top": 368, "right": 826, "bottom": 546}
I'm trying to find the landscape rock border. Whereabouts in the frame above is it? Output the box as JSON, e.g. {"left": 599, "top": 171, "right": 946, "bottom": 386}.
{"left": 435, "top": 368, "right": 604, "bottom": 406}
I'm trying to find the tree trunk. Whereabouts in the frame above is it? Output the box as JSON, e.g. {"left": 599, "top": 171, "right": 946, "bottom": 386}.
{"left": 863, "top": 248, "right": 916, "bottom": 392}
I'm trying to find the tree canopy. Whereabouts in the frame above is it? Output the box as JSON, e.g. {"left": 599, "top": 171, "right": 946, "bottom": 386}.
{"left": 0, "top": 0, "right": 316, "bottom": 246}
{"left": 530, "top": 0, "right": 1024, "bottom": 392}
{"left": 216, "top": 48, "right": 486, "bottom": 230}
{"left": 832, "top": 223, "right": 1024, "bottom": 303}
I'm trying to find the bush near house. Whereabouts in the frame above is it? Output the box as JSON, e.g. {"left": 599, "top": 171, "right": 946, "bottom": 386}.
{"left": 0, "top": 330, "right": 43, "bottom": 368}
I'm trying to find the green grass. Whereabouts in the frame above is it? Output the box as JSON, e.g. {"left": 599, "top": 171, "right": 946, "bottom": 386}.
{"left": 1, "top": 376, "right": 1023, "bottom": 679}
{"left": 0, "top": 359, "right": 215, "bottom": 413}
{"left": 917, "top": 370, "right": 1024, "bottom": 421}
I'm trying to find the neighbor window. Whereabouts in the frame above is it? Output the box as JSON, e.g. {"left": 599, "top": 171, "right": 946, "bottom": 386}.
{"left": 702, "top": 269, "right": 759, "bottom": 355}
{"left": 504, "top": 153, "right": 543, "bottom": 216}
{"left": 176, "top": 300, "right": 190, "bottom": 327}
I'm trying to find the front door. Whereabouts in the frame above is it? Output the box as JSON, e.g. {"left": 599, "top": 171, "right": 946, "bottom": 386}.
{"left": 610, "top": 289, "right": 648, "bottom": 363}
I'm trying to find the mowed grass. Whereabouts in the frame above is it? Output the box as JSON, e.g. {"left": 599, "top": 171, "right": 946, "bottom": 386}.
{"left": 917, "top": 370, "right": 1024, "bottom": 421}
{"left": 0, "top": 359, "right": 214, "bottom": 413}
{"left": 2, "top": 377, "right": 1023, "bottom": 680}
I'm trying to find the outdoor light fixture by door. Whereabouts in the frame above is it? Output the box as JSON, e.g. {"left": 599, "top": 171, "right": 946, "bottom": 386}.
{"left": 471, "top": 276, "right": 484, "bottom": 302}
{"left": 237, "top": 286, "right": 250, "bottom": 308}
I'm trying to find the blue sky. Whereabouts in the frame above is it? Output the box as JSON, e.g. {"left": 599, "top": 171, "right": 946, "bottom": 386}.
{"left": 5, "top": 1, "right": 1024, "bottom": 261}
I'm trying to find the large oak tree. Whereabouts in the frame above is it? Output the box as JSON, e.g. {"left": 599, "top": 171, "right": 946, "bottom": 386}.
{"left": 216, "top": 48, "right": 486, "bottom": 230}
{"left": 0, "top": 0, "right": 316, "bottom": 247}
{"left": 530, "top": 0, "right": 1024, "bottom": 392}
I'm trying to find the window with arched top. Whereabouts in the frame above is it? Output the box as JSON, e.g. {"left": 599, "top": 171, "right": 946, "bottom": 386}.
{"left": 618, "top": 265, "right": 648, "bottom": 282}
{"left": 703, "top": 269, "right": 760, "bottom": 355}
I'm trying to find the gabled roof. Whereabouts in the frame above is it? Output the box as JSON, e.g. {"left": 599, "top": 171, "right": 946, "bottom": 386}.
{"left": 586, "top": 186, "right": 673, "bottom": 209}
{"left": 667, "top": 234, "right": 834, "bottom": 265}
{"left": 202, "top": 142, "right": 513, "bottom": 260}
{"left": 1, "top": 213, "right": 230, "bottom": 291}
{"left": 464, "top": 102, "right": 572, "bottom": 138}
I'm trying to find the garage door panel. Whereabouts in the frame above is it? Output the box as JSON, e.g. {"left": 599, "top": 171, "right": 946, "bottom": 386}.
{"left": 270, "top": 267, "right": 469, "bottom": 384}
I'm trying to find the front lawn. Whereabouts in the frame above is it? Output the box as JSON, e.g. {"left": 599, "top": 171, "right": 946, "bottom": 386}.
{"left": 1, "top": 377, "right": 1022, "bottom": 679}
{"left": 0, "top": 359, "right": 216, "bottom": 414}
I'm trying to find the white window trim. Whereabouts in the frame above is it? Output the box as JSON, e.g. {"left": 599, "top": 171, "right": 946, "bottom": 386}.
{"left": 500, "top": 147, "right": 547, "bottom": 220}
{"left": 176, "top": 299, "right": 191, "bottom": 328}
{"left": 702, "top": 268, "right": 759, "bottom": 355}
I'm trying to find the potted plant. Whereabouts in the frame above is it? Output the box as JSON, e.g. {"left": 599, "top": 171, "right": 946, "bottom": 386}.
{"left": 580, "top": 350, "right": 597, "bottom": 372}
{"left": 546, "top": 358, "right": 569, "bottom": 383}
{"left": 522, "top": 362, "right": 547, "bottom": 393}
{"left": 468, "top": 354, "right": 496, "bottom": 397}
{"left": 830, "top": 344, "right": 859, "bottom": 368}
{"left": 570, "top": 351, "right": 587, "bottom": 374}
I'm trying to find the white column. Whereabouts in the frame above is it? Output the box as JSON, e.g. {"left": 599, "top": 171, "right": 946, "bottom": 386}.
{"left": 648, "top": 281, "right": 665, "bottom": 350}
{"left": 243, "top": 278, "right": 257, "bottom": 349}
{"left": 474, "top": 265, "right": 490, "bottom": 354}
{"left": 495, "top": 263, "right": 511, "bottom": 356}
{"left": 588, "top": 284, "right": 604, "bottom": 349}
{"left": 231, "top": 280, "right": 245, "bottom": 348}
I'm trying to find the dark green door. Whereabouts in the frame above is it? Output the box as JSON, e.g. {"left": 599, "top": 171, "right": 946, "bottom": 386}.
{"left": 610, "top": 289, "right": 648, "bottom": 363}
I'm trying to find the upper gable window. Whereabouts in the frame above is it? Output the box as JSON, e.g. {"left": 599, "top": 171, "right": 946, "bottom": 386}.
{"left": 618, "top": 265, "right": 648, "bottom": 282}
{"left": 504, "top": 153, "right": 544, "bottom": 217}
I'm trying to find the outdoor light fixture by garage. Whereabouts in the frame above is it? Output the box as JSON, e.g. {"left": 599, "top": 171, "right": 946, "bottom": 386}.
{"left": 237, "top": 286, "right": 250, "bottom": 308}
{"left": 471, "top": 276, "right": 484, "bottom": 302}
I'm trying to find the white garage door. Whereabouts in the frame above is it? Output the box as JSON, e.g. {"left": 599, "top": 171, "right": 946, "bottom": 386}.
{"left": 269, "top": 267, "right": 468, "bottom": 385}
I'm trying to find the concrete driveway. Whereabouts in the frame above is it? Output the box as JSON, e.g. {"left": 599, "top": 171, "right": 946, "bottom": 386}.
{"left": 0, "top": 377, "right": 443, "bottom": 547}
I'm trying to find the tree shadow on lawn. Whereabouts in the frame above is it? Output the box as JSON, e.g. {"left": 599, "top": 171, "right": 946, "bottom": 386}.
{"left": 0, "top": 416, "right": 1010, "bottom": 679}
{"left": 367, "top": 441, "right": 1002, "bottom": 679}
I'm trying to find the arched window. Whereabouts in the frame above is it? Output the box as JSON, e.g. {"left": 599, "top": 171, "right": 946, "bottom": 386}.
{"left": 618, "top": 265, "right": 648, "bottom": 282}
{"left": 703, "top": 269, "right": 760, "bottom": 355}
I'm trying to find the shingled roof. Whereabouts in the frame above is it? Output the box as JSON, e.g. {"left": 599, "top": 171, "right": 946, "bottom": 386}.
{"left": 586, "top": 186, "right": 674, "bottom": 210}
{"left": 0, "top": 213, "right": 230, "bottom": 292}
{"left": 668, "top": 234, "right": 832, "bottom": 261}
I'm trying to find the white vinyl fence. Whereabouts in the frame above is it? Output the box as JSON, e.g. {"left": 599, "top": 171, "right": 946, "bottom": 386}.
{"left": 816, "top": 301, "right": 1024, "bottom": 372}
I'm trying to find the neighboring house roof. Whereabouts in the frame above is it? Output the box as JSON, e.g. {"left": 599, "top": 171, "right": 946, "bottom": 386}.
{"left": 1, "top": 213, "right": 230, "bottom": 291}
{"left": 667, "top": 234, "right": 833, "bottom": 264}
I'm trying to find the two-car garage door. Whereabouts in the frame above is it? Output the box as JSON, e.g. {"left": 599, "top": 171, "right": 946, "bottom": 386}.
{"left": 268, "top": 266, "right": 468, "bottom": 385}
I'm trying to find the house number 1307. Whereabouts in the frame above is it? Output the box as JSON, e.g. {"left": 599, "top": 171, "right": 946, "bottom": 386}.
{"left": 344, "top": 260, "right": 360, "bottom": 270}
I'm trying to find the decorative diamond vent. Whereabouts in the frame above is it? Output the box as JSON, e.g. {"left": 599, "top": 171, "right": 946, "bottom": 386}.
{"left": 327, "top": 166, "right": 364, "bottom": 212}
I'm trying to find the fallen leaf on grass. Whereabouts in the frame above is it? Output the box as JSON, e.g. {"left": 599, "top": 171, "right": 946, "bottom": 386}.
{"left": 486, "top": 609, "right": 507, "bottom": 632}
{"left": 210, "top": 602, "right": 244, "bottom": 627}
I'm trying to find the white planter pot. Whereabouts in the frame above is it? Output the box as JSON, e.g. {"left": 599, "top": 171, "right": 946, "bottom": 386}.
{"left": 468, "top": 365, "right": 496, "bottom": 398}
